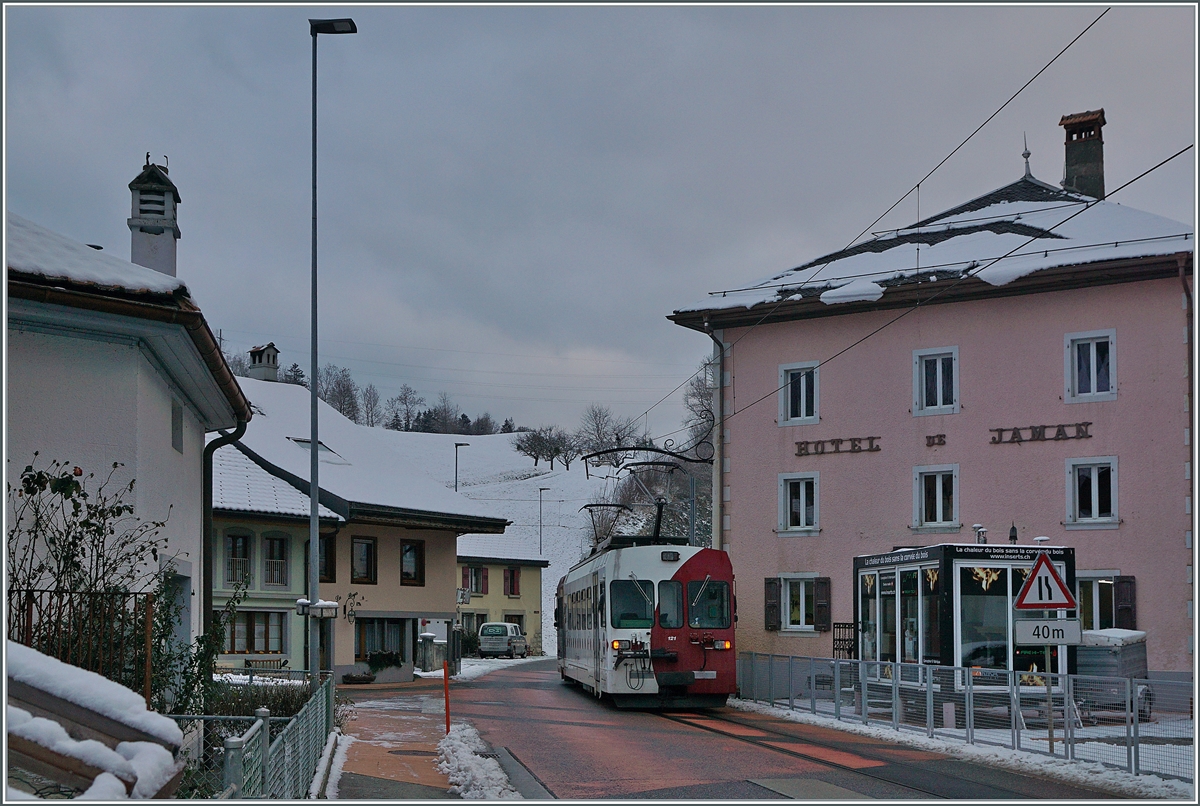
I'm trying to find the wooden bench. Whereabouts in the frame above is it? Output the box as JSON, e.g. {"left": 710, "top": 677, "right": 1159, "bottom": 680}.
{"left": 244, "top": 658, "right": 288, "bottom": 670}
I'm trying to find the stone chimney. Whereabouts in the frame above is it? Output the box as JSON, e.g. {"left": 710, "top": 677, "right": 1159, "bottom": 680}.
{"left": 128, "top": 154, "right": 181, "bottom": 276}
{"left": 1059, "top": 109, "right": 1105, "bottom": 199}
{"left": 247, "top": 343, "right": 280, "bottom": 382}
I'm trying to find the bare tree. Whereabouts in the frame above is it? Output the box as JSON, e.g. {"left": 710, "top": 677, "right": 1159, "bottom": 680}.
{"left": 222, "top": 345, "right": 250, "bottom": 378}
{"left": 549, "top": 426, "right": 581, "bottom": 470}
{"left": 576, "top": 404, "right": 639, "bottom": 466}
{"left": 512, "top": 429, "right": 547, "bottom": 467}
{"left": 316, "top": 364, "right": 360, "bottom": 423}
{"left": 431, "top": 392, "right": 460, "bottom": 434}
{"left": 384, "top": 384, "right": 425, "bottom": 431}
{"left": 359, "top": 383, "right": 382, "bottom": 427}
{"left": 682, "top": 360, "right": 717, "bottom": 449}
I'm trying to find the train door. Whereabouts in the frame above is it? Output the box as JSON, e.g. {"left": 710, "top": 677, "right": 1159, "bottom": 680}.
{"left": 591, "top": 572, "right": 602, "bottom": 693}
{"left": 595, "top": 570, "right": 606, "bottom": 690}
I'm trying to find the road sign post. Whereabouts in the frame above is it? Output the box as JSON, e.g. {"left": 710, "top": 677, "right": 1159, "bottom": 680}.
{"left": 1013, "top": 552, "right": 1077, "bottom": 755}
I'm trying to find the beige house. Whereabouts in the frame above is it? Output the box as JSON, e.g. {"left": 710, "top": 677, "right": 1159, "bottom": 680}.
{"left": 214, "top": 375, "right": 508, "bottom": 681}
{"left": 457, "top": 549, "right": 550, "bottom": 655}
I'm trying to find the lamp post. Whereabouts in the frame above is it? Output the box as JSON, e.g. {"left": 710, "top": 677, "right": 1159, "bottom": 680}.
{"left": 455, "top": 443, "right": 470, "bottom": 491}
{"left": 307, "top": 16, "right": 356, "bottom": 693}
{"left": 538, "top": 487, "right": 550, "bottom": 555}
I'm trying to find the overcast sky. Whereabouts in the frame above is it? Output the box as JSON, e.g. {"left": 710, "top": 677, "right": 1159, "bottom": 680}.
{"left": 5, "top": 4, "right": 1195, "bottom": 439}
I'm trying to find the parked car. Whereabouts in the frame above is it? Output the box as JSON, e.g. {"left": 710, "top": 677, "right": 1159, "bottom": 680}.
{"left": 478, "top": 622, "right": 528, "bottom": 658}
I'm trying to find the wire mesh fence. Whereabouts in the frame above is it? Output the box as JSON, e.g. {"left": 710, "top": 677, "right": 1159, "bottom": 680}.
{"left": 169, "top": 675, "right": 333, "bottom": 798}
{"left": 739, "top": 652, "right": 1193, "bottom": 782}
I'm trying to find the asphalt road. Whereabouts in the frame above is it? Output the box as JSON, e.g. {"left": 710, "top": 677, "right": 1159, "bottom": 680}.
{"left": 455, "top": 658, "right": 1119, "bottom": 800}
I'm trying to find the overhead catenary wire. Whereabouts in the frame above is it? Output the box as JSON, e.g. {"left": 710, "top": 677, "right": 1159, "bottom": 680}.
{"left": 639, "top": 7, "right": 1113, "bottom": 438}
{"left": 722, "top": 142, "right": 1195, "bottom": 425}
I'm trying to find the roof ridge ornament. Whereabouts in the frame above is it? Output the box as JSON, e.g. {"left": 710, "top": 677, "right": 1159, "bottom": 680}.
{"left": 1022, "top": 132, "right": 1032, "bottom": 179}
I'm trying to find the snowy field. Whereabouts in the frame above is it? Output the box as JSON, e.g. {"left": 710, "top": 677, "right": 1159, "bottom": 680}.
{"left": 730, "top": 699, "right": 1194, "bottom": 800}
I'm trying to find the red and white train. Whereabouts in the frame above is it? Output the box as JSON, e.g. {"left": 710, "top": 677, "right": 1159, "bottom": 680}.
{"left": 555, "top": 541, "right": 736, "bottom": 709}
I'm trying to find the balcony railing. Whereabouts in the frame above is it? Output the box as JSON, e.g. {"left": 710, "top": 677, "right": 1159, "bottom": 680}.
{"left": 226, "top": 557, "right": 251, "bottom": 585}
{"left": 264, "top": 559, "right": 288, "bottom": 587}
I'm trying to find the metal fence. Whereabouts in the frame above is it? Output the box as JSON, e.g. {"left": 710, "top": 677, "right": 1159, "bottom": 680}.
{"left": 170, "top": 674, "right": 335, "bottom": 798}
{"left": 738, "top": 652, "right": 1193, "bottom": 782}
{"left": 7, "top": 588, "right": 154, "bottom": 706}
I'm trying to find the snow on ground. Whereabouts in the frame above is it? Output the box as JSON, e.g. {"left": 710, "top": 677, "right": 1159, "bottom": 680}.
{"left": 323, "top": 734, "right": 355, "bottom": 800}
{"left": 438, "top": 722, "right": 521, "bottom": 799}
{"left": 729, "top": 699, "right": 1194, "bottom": 800}
{"left": 415, "top": 655, "right": 546, "bottom": 682}
{"left": 308, "top": 730, "right": 340, "bottom": 799}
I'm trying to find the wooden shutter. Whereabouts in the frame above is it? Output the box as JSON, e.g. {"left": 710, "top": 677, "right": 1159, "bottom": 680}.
{"left": 1114, "top": 575, "right": 1137, "bottom": 630}
{"left": 462, "top": 567, "right": 470, "bottom": 590}
{"left": 513, "top": 567, "right": 521, "bottom": 596}
{"left": 813, "top": 577, "right": 832, "bottom": 632}
{"left": 503, "top": 568, "right": 512, "bottom": 595}
{"left": 764, "top": 578, "right": 781, "bottom": 631}
{"left": 482, "top": 567, "right": 489, "bottom": 595}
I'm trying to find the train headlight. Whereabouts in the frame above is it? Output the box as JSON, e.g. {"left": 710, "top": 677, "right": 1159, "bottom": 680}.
{"left": 713, "top": 640, "right": 732, "bottom": 651}
{"left": 611, "top": 640, "right": 630, "bottom": 651}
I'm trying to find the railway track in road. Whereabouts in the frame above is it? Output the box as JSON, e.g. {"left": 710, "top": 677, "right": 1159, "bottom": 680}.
{"left": 655, "top": 709, "right": 1075, "bottom": 800}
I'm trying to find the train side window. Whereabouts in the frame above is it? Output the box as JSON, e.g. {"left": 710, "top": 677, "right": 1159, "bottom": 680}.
{"left": 610, "top": 580, "right": 654, "bottom": 628}
{"left": 688, "top": 580, "right": 731, "bottom": 629}
{"left": 658, "top": 580, "right": 684, "bottom": 628}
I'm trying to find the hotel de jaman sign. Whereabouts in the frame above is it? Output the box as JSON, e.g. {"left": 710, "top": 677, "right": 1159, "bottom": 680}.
{"left": 989, "top": 422, "right": 1093, "bottom": 444}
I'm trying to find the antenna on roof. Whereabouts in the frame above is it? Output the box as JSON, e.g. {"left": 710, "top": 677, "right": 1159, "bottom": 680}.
{"left": 1022, "top": 133, "right": 1032, "bottom": 178}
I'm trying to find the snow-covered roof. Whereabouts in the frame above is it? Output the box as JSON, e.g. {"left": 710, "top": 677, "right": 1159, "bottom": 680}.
{"left": 6, "top": 212, "right": 186, "bottom": 297}
{"left": 211, "top": 443, "right": 342, "bottom": 521}
{"left": 675, "top": 174, "right": 1193, "bottom": 317}
{"left": 458, "top": 533, "right": 549, "bottom": 566}
{"left": 233, "top": 378, "right": 507, "bottom": 529}
{"left": 6, "top": 641, "right": 184, "bottom": 747}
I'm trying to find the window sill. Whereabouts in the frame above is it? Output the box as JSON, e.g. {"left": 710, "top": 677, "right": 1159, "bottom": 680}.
{"left": 1065, "top": 393, "right": 1116, "bottom": 404}
{"left": 780, "top": 627, "right": 819, "bottom": 635}
{"left": 1064, "top": 520, "right": 1120, "bottom": 530}
{"left": 351, "top": 580, "right": 378, "bottom": 586}
{"left": 913, "top": 406, "right": 959, "bottom": 418}
{"left": 909, "top": 524, "right": 962, "bottom": 534}
{"left": 778, "top": 418, "right": 819, "bottom": 427}
{"left": 506, "top": 594, "right": 521, "bottom": 599}
{"left": 775, "top": 528, "right": 821, "bottom": 537}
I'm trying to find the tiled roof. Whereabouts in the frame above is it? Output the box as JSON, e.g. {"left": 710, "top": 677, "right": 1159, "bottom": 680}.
{"left": 212, "top": 443, "right": 341, "bottom": 520}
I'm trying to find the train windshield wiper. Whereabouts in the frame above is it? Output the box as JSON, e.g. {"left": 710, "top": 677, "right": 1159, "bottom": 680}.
{"left": 628, "top": 572, "right": 655, "bottom": 609}
{"left": 691, "top": 575, "right": 712, "bottom": 609}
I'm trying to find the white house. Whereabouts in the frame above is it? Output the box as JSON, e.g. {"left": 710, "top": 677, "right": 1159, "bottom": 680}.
{"left": 6, "top": 160, "right": 251, "bottom": 643}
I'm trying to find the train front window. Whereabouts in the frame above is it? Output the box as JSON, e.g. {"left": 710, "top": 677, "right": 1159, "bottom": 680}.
{"left": 658, "top": 580, "right": 684, "bottom": 628}
{"left": 610, "top": 580, "right": 654, "bottom": 628}
{"left": 687, "top": 580, "right": 731, "bottom": 629}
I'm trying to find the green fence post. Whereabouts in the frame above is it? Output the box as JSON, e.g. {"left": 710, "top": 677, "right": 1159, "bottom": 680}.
{"left": 223, "top": 736, "right": 245, "bottom": 798}
{"left": 256, "top": 707, "right": 270, "bottom": 798}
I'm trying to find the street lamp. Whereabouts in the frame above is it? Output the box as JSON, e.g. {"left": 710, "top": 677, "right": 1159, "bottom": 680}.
{"left": 307, "top": 16, "right": 356, "bottom": 693}
{"left": 538, "top": 487, "right": 550, "bottom": 555}
{"left": 455, "top": 443, "right": 470, "bottom": 491}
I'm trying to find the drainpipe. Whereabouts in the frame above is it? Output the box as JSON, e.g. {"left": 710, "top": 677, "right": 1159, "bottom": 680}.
{"left": 1181, "top": 254, "right": 1193, "bottom": 429}
{"left": 203, "top": 420, "right": 247, "bottom": 636}
{"left": 704, "top": 318, "right": 726, "bottom": 552}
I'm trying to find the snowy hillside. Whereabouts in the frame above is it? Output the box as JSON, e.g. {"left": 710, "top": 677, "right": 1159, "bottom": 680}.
{"left": 372, "top": 429, "right": 616, "bottom": 653}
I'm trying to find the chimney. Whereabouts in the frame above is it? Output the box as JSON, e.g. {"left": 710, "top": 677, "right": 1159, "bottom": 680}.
{"left": 1059, "top": 109, "right": 1105, "bottom": 199}
{"left": 247, "top": 343, "right": 280, "bottom": 382}
{"left": 128, "top": 154, "right": 182, "bottom": 275}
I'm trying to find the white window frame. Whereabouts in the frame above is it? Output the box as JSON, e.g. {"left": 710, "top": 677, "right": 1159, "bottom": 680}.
{"left": 912, "top": 464, "right": 960, "bottom": 532}
{"left": 1064, "top": 329, "right": 1117, "bottom": 403}
{"left": 1075, "top": 571, "right": 1120, "bottom": 631}
{"left": 1065, "top": 456, "right": 1119, "bottom": 529}
{"left": 778, "top": 361, "right": 819, "bottom": 426}
{"left": 777, "top": 472, "right": 819, "bottom": 535}
{"left": 912, "top": 346, "right": 960, "bottom": 416}
{"left": 467, "top": 566, "right": 486, "bottom": 594}
{"left": 779, "top": 572, "right": 819, "bottom": 632}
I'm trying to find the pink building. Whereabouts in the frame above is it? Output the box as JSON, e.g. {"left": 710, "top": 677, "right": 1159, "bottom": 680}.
{"left": 671, "top": 110, "right": 1194, "bottom": 676}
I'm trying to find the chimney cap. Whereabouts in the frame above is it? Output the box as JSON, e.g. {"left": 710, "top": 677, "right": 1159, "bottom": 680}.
{"left": 1059, "top": 109, "right": 1106, "bottom": 129}
{"left": 128, "top": 162, "right": 181, "bottom": 203}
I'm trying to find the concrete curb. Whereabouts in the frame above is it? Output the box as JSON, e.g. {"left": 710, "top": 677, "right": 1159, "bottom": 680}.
{"left": 494, "top": 746, "right": 555, "bottom": 799}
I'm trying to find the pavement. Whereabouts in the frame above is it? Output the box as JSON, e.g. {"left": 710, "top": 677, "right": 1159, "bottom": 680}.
{"left": 331, "top": 678, "right": 461, "bottom": 800}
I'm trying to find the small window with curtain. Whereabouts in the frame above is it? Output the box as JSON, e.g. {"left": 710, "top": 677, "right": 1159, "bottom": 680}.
{"left": 503, "top": 567, "right": 521, "bottom": 596}
{"left": 1066, "top": 456, "right": 1118, "bottom": 528}
{"left": 352, "top": 537, "right": 377, "bottom": 584}
{"left": 778, "top": 361, "right": 819, "bottom": 425}
{"left": 401, "top": 540, "right": 425, "bottom": 586}
{"left": 778, "top": 472, "right": 819, "bottom": 534}
{"left": 913, "top": 464, "right": 959, "bottom": 531}
{"left": 1065, "top": 329, "right": 1116, "bottom": 403}
{"left": 913, "top": 347, "right": 959, "bottom": 416}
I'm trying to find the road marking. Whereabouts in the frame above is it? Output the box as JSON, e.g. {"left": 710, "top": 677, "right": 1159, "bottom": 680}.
{"left": 752, "top": 777, "right": 874, "bottom": 799}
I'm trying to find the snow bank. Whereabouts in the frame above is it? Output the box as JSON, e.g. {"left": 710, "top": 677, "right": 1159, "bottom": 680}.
{"left": 79, "top": 773, "right": 131, "bottom": 800}
{"left": 728, "top": 699, "right": 1192, "bottom": 799}
{"left": 820, "top": 276, "right": 884, "bottom": 304}
{"left": 308, "top": 730, "right": 340, "bottom": 799}
{"left": 6, "top": 641, "right": 183, "bottom": 747}
{"left": 437, "top": 722, "right": 520, "bottom": 799}
{"left": 324, "top": 734, "right": 355, "bottom": 799}
{"left": 415, "top": 655, "right": 545, "bottom": 682}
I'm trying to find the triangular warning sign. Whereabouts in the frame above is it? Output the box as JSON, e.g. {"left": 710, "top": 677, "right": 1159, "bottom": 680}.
{"left": 1014, "top": 552, "right": 1077, "bottom": 610}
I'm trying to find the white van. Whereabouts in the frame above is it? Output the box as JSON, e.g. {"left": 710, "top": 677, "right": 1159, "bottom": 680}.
{"left": 478, "top": 622, "right": 528, "bottom": 658}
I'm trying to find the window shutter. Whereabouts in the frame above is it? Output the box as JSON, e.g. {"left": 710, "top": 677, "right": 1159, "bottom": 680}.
{"left": 503, "top": 568, "right": 511, "bottom": 595}
{"left": 513, "top": 567, "right": 520, "bottom": 596}
{"left": 813, "top": 577, "right": 832, "bottom": 632}
{"left": 482, "top": 567, "right": 489, "bottom": 595}
{"left": 462, "top": 567, "right": 469, "bottom": 590}
{"left": 1114, "top": 575, "right": 1137, "bottom": 630}
{"left": 764, "top": 578, "right": 781, "bottom": 631}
